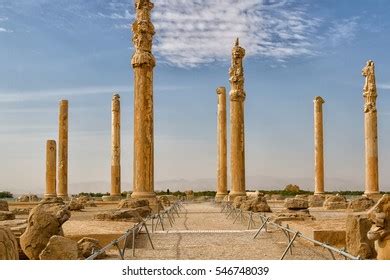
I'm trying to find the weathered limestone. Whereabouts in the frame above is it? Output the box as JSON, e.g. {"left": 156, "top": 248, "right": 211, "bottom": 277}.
{"left": 20, "top": 198, "right": 71, "bottom": 259}
{"left": 45, "top": 140, "right": 57, "bottom": 198}
{"left": 323, "top": 195, "right": 347, "bottom": 210}
{"left": 367, "top": 195, "right": 390, "bottom": 259}
{"left": 240, "top": 195, "right": 271, "bottom": 213}
{"left": 77, "top": 237, "right": 106, "bottom": 259}
{"left": 346, "top": 214, "right": 376, "bottom": 259}
{"left": 348, "top": 196, "right": 375, "bottom": 212}
{"left": 362, "top": 60, "right": 379, "bottom": 195}
{"left": 215, "top": 87, "right": 228, "bottom": 201}
{"left": 0, "top": 226, "right": 19, "bottom": 260}
{"left": 39, "top": 235, "right": 79, "bottom": 260}
{"left": 229, "top": 38, "right": 246, "bottom": 199}
{"left": 0, "top": 211, "right": 15, "bottom": 221}
{"left": 314, "top": 96, "right": 325, "bottom": 194}
{"left": 131, "top": 0, "right": 156, "bottom": 200}
{"left": 58, "top": 100, "right": 69, "bottom": 199}
{"left": 0, "top": 201, "right": 8, "bottom": 211}
{"left": 103, "top": 94, "right": 122, "bottom": 201}
{"left": 285, "top": 198, "right": 309, "bottom": 210}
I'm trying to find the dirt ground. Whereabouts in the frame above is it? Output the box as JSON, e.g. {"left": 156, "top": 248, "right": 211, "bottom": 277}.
{"left": 103, "top": 202, "right": 346, "bottom": 260}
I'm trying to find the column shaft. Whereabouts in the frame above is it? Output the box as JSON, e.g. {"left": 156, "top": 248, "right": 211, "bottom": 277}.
{"left": 362, "top": 60, "right": 379, "bottom": 195}
{"left": 314, "top": 97, "right": 325, "bottom": 194}
{"left": 216, "top": 87, "right": 228, "bottom": 200}
{"left": 229, "top": 39, "right": 246, "bottom": 198}
{"left": 58, "top": 100, "right": 68, "bottom": 199}
{"left": 131, "top": 0, "right": 156, "bottom": 199}
{"left": 45, "top": 140, "right": 57, "bottom": 198}
{"left": 111, "top": 94, "right": 121, "bottom": 197}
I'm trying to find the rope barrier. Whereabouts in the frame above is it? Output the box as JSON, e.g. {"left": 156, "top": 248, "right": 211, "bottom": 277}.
{"left": 219, "top": 201, "right": 360, "bottom": 260}
{"left": 86, "top": 200, "right": 184, "bottom": 260}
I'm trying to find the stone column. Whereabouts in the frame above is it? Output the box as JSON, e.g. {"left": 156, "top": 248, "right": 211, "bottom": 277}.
{"left": 111, "top": 94, "right": 121, "bottom": 199}
{"left": 131, "top": 0, "right": 156, "bottom": 199}
{"left": 58, "top": 100, "right": 68, "bottom": 199}
{"left": 215, "top": 87, "right": 228, "bottom": 201}
{"left": 314, "top": 96, "right": 325, "bottom": 194}
{"left": 45, "top": 140, "right": 57, "bottom": 198}
{"left": 362, "top": 60, "right": 379, "bottom": 195}
{"left": 229, "top": 39, "right": 246, "bottom": 199}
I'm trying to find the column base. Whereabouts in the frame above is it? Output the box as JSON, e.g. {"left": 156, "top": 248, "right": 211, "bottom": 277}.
{"left": 314, "top": 192, "right": 325, "bottom": 195}
{"left": 130, "top": 192, "right": 157, "bottom": 199}
{"left": 44, "top": 194, "right": 57, "bottom": 198}
{"left": 364, "top": 192, "right": 382, "bottom": 201}
{"left": 128, "top": 193, "right": 161, "bottom": 213}
{"left": 102, "top": 195, "right": 122, "bottom": 202}
{"left": 57, "top": 195, "right": 69, "bottom": 201}
{"left": 215, "top": 193, "right": 228, "bottom": 202}
{"left": 228, "top": 191, "right": 246, "bottom": 200}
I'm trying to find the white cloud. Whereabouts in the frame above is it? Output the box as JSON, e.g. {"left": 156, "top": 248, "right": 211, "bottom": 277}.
{"left": 325, "top": 17, "right": 359, "bottom": 46}
{"left": 149, "top": 0, "right": 322, "bottom": 67}
{"left": 0, "top": 27, "right": 12, "bottom": 33}
{"left": 378, "top": 84, "right": 390, "bottom": 90}
{"left": 0, "top": 86, "right": 131, "bottom": 103}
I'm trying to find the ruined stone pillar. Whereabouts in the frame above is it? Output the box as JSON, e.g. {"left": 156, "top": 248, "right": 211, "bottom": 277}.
{"left": 229, "top": 39, "right": 246, "bottom": 199}
{"left": 314, "top": 96, "right": 325, "bottom": 194}
{"left": 131, "top": 0, "right": 156, "bottom": 199}
{"left": 111, "top": 94, "right": 121, "bottom": 199}
{"left": 58, "top": 100, "right": 68, "bottom": 199}
{"left": 362, "top": 60, "right": 379, "bottom": 195}
{"left": 45, "top": 140, "right": 57, "bottom": 198}
{"left": 215, "top": 87, "right": 228, "bottom": 201}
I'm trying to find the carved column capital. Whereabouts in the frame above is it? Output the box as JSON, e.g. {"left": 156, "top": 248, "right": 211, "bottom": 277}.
{"left": 229, "top": 38, "right": 246, "bottom": 102}
{"left": 131, "top": 0, "right": 156, "bottom": 68}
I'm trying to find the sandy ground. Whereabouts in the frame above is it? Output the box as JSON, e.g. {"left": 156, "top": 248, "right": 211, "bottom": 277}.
{"left": 103, "top": 202, "right": 345, "bottom": 260}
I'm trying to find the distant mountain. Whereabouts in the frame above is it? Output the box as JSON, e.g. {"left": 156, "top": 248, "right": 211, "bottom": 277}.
{"left": 2, "top": 175, "right": 366, "bottom": 196}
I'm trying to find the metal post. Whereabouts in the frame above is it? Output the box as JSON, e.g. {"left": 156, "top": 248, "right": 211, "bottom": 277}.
{"left": 253, "top": 217, "right": 270, "bottom": 239}
{"left": 280, "top": 232, "right": 299, "bottom": 260}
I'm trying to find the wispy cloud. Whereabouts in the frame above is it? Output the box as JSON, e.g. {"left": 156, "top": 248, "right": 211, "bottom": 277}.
{"left": 378, "top": 84, "right": 390, "bottom": 90}
{"left": 0, "top": 86, "right": 131, "bottom": 103}
{"left": 325, "top": 17, "right": 359, "bottom": 46}
{"left": 101, "top": 0, "right": 360, "bottom": 68}
{"left": 149, "top": 0, "right": 322, "bottom": 67}
{"left": 0, "top": 84, "right": 189, "bottom": 103}
{"left": 0, "top": 16, "right": 12, "bottom": 32}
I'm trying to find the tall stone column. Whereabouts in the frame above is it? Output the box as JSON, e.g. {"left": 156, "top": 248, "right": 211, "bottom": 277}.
{"left": 45, "top": 140, "right": 57, "bottom": 198}
{"left": 313, "top": 96, "right": 325, "bottom": 194}
{"left": 362, "top": 60, "right": 379, "bottom": 195}
{"left": 229, "top": 39, "right": 246, "bottom": 199}
{"left": 215, "top": 87, "right": 228, "bottom": 201}
{"left": 131, "top": 0, "right": 156, "bottom": 199}
{"left": 111, "top": 94, "right": 121, "bottom": 199}
{"left": 58, "top": 100, "right": 68, "bottom": 199}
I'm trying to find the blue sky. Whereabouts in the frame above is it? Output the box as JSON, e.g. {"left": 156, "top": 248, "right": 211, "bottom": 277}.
{"left": 1, "top": 0, "right": 390, "bottom": 194}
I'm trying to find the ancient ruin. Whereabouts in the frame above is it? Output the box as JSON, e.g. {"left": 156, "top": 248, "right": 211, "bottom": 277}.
{"left": 45, "top": 140, "right": 57, "bottom": 198}
{"left": 131, "top": 0, "right": 156, "bottom": 200}
{"left": 229, "top": 38, "right": 247, "bottom": 199}
{"left": 362, "top": 60, "right": 379, "bottom": 195}
{"left": 103, "top": 94, "right": 122, "bottom": 201}
{"left": 215, "top": 87, "right": 228, "bottom": 201}
{"left": 58, "top": 100, "right": 69, "bottom": 200}
{"left": 314, "top": 96, "right": 325, "bottom": 194}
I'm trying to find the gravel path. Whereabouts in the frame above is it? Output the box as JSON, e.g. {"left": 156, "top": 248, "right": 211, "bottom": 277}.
{"left": 105, "top": 202, "right": 342, "bottom": 260}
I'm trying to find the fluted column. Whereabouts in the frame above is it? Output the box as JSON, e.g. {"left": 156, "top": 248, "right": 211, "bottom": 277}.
{"left": 45, "top": 140, "right": 57, "bottom": 198}
{"left": 314, "top": 96, "right": 325, "bottom": 194}
{"left": 58, "top": 100, "right": 68, "bottom": 199}
{"left": 131, "top": 0, "right": 156, "bottom": 199}
{"left": 111, "top": 94, "right": 121, "bottom": 199}
{"left": 215, "top": 87, "right": 228, "bottom": 201}
{"left": 229, "top": 39, "right": 246, "bottom": 199}
{"left": 362, "top": 60, "right": 379, "bottom": 195}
